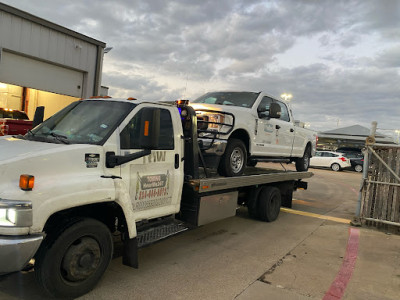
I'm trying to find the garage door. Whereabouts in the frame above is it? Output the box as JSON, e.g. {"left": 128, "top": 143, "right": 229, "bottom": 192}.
{"left": 0, "top": 50, "right": 84, "bottom": 98}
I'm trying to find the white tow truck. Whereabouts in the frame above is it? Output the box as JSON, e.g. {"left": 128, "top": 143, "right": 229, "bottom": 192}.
{"left": 0, "top": 98, "right": 312, "bottom": 298}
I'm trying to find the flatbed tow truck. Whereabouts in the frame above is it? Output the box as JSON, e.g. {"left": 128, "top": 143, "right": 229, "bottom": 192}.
{"left": 0, "top": 98, "right": 312, "bottom": 298}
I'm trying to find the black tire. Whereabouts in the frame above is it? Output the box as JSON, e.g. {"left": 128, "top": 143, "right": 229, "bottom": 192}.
{"left": 218, "top": 138, "right": 247, "bottom": 177}
{"left": 295, "top": 146, "right": 311, "bottom": 172}
{"left": 34, "top": 218, "right": 113, "bottom": 298}
{"left": 354, "top": 164, "right": 363, "bottom": 172}
{"left": 331, "top": 163, "right": 341, "bottom": 172}
{"left": 258, "top": 186, "right": 281, "bottom": 222}
{"left": 247, "top": 186, "right": 263, "bottom": 219}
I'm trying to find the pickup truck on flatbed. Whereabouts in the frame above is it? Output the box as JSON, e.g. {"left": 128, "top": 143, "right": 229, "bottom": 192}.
{"left": 0, "top": 108, "right": 32, "bottom": 136}
{"left": 191, "top": 91, "right": 318, "bottom": 176}
{"left": 0, "top": 97, "right": 312, "bottom": 298}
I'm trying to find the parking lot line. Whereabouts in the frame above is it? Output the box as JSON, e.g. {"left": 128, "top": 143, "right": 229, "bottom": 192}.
{"left": 280, "top": 207, "right": 351, "bottom": 224}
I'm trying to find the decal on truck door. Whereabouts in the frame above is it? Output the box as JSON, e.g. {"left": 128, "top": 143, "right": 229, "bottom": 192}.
{"left": 131, "top": 170, "right": 172, "bottom": 210}
{"left": 85, "top": 153, "right": 100, "bottom": 168}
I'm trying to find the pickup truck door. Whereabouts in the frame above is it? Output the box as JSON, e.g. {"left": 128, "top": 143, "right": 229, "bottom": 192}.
{"left": 273, "top": 101, "right": 296, "bottom": 156}
{"left": 117, "top": 105, "right": 184, "bottom": 219}
{"left": 254, "top": 97, "right": 294, "bottom": 157}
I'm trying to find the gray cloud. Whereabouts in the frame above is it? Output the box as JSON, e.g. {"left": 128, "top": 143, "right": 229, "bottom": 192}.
{"left": 2, "top": 0, "right": 400, "bottom": 133}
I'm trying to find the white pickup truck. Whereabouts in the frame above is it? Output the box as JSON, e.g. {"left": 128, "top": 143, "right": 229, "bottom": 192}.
{"left": 0, "top": 98, "right": 312, "bottom": 298}
{"left": 191, "top": 91, "right": 318, "bottom": 176}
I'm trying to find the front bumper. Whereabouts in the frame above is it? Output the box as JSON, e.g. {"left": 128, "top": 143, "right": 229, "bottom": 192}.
{"left": 199, "top": 138, "right": 227, "bottom": 156}
{"left": 0, "top": 234, "right": 43, "bottom": 274}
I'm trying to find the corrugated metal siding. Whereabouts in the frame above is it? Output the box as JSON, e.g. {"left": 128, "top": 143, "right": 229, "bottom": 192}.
{"left": 0, "top": 7, "right": 102, "bottom": 97}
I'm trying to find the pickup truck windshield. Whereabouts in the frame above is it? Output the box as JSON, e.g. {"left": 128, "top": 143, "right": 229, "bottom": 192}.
{"left": 26, "top": 100, "right": 135, "bottom": 145}
{"left": 193, "top": 92, "right": 260, "bottom": 108}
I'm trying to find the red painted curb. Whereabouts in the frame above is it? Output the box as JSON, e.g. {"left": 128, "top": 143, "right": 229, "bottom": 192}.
{"left": 323, "top": 227, "right": 360, "bottom": 300}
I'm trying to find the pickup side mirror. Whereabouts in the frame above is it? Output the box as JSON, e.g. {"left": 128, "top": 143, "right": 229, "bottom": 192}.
{"left": 269, "top": 103, "right": 281, "bottom": 119}
{"left": 32, "top": 106, "right": 45, "bottom": 128}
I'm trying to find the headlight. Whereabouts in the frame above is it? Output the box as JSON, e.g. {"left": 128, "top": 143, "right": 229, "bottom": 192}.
{"left": 0, "top": 200, "right": 32, "bottom": 227}
{"left": 196, "top": 112, "right": 233, "bottom": 133}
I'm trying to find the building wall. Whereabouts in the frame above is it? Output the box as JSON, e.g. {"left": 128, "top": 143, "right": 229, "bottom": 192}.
{"left": 0, "top": 3, "right": 105, "bottom": 99}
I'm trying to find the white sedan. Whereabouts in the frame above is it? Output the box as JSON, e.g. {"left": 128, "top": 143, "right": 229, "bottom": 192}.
{"left": 310, "top": 151, "right": 351, "bottom": 171}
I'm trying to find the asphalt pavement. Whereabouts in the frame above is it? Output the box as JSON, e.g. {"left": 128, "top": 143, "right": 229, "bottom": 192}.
{"left": 0, "top": 163, "right": 399, "bottom": 299}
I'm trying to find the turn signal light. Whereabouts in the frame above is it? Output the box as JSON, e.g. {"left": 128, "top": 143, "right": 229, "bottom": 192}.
{"left": 20, "top": 175, "right": 34, "bottom": 191}
{"left": 339, "top": 157, "right": 347, "bottom": 162}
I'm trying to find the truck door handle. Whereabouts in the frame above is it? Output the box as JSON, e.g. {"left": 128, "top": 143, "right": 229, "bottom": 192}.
{"left": 275, "top": 125, "right": 281, "bottom": 130}
{"left": 175, "top": 154, "right": 179, "bottom": 169}
{"left": 290, "top": 128, "right": 294, "bottom": 132}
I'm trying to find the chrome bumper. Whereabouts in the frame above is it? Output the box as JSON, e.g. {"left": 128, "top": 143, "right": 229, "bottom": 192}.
{"left": 0, "top": 234, "right": 43, "bottom": 274}
{"left": 199, "top": 138, "right": 227, "bottom": 156}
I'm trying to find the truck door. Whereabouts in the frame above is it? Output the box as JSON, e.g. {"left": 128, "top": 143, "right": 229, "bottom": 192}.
{"left": 254, "top": 96, "right": 280, "bottom": 156}
{"left": 255, "top": 97, "right": 294, "bottom": 156}
{"left": 118, "top": 105, "right": 184, "bottom": 219}
{"left": 273, "top": 101, "right": 295, "bottom": 156}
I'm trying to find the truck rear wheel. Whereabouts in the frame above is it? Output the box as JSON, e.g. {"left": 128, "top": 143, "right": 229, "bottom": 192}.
{"left": 34, "top": 218, "right": 113, "bottom": 298}
{"left": 295, "top": 146, "right": 311, "bottom": 172}
{"left": 258, "top": 186, "right": 281, "bottom": 222}
{"left": 218, "top": 138, "right": 247, "bottom": 177}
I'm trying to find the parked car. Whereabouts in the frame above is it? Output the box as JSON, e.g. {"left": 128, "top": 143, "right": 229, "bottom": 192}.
{"left": 310, "top": 151, "right": 351, "bottom": 171}
{"left": 190, "top": 91, "right": 317, "bottom": 176}
{"left": 337, "top": 148, "right": 364, "bottom": 172}
{"left": 0, "top": 108, "right": 32, "bottom": 136}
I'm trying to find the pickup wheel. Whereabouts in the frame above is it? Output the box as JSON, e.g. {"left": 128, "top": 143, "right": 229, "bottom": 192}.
{"left": 258, "top": 186, "right": 281, "bottom": 222}
{"left": 295, "top": 146, "right": 311, "bottom": 172}
{"left": 218, "top": 138, "right": 247, "bottom": 177}
{"left": 34, "top": 218, "right": 113, "bottom": 298}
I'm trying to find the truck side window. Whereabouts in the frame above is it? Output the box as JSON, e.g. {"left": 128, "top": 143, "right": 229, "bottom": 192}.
{"left": 120, "top": 108, "right": 174, "bottom": 150}
{"left": 276, "top": 101, "right": 290, "bottom": 122}
{"left": 257, "top": 96, "right": 273, "bottom": 119}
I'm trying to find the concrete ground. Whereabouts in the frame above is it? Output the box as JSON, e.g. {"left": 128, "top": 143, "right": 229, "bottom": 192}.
{"left": 0, "top": 163, "right": 399, "bottom": 299}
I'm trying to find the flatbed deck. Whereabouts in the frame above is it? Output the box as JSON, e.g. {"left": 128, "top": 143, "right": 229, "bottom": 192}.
{"left": 189, "top": 167, "right": 313, "bottom": 193}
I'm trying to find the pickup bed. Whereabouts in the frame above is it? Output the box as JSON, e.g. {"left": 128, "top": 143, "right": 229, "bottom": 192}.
{"left": 191, "top": 91, "right": 317, "bottom": 176}
{"left": 0, "top": 108, "right": 32, "bottom": 136}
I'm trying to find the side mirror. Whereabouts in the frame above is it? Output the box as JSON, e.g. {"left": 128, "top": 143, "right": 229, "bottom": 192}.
{"left": 269, "top": 103, "right": 281, "bottom": 119}
{"left": 139, "top": 108, "right": 160, "bottom": 149}
{"left": 32, "top": 106, "right": 45, "bottom": 128}
{"left": 257, "top": 106, "right": 267, "bottom": 118}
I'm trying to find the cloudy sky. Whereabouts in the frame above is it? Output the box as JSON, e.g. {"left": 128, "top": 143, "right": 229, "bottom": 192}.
{"left": 3, "top": 0, "right": 400, "bottom": 136}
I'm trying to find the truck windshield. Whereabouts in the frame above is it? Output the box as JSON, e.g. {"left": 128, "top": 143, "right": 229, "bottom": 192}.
{"left": 27, "top": 100, "right": 135, "bottom": 145}
{"left": 193, "top": 92, "right": 260, "bottom": 108}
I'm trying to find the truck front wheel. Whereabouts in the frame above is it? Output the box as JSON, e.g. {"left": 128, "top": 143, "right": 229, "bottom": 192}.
{"left": 34, "top": 218, "right": 113, "bottom": 298}
{"left": 218, "top": 138, "right": 247, "bottom": 177}
{"left": 295, "top": 146, "right": 311, "bottom": 172}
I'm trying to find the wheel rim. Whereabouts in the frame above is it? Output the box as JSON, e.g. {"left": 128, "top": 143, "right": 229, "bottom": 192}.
{"left": 230, "top": 147, "right": 244, "bottom": 173}
{"left": 332, "top": 164, "right": 340, "bottom": 171}
{"left": 355, "top": 165, "right": 362, "bottom": 172}
{"left": 61, "top": 236, "right": 101, "bottom": 282}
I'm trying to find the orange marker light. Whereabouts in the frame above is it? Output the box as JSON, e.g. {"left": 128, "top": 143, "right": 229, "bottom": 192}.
{"left": 20, "top": 174, "right": 34, "bottom": 191}
{"left": 144, "top": 121, "right": 149, "bottom": 136}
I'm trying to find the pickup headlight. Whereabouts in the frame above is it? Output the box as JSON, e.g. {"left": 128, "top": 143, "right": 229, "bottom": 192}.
{"left": 196, "top": 112, "right": 233, "bottom": 135}
{"left": 0, "top": 200, "right": 32, "bottom": 227}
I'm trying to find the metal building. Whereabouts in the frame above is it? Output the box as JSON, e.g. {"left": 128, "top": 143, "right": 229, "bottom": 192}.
{"left": 0, "top": 3, "right": 106, "bottom": 119}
